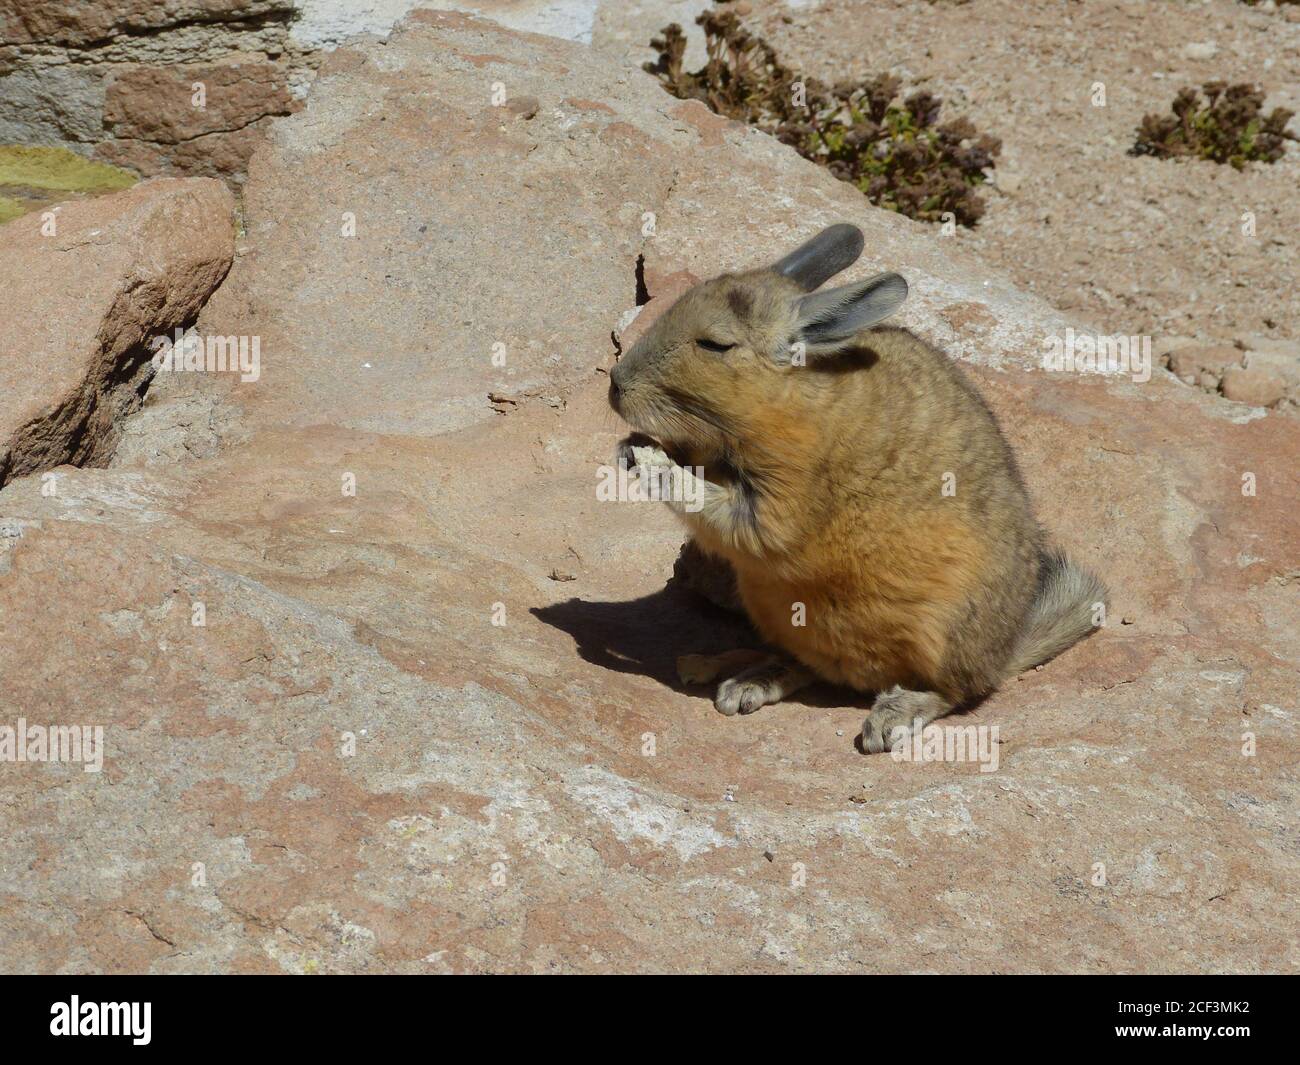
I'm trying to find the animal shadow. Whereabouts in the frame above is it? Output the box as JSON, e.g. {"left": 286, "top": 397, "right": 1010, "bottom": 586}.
{"left": 532, "top": 579, "right": 864, "bottom": 710}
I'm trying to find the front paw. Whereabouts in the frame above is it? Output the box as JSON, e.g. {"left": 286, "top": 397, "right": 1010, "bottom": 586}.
{"left": 631, "top": 443, "right": 673, "bottom": 472}
{"left": 614, "top": 432, "right": 662, "bottom": 471}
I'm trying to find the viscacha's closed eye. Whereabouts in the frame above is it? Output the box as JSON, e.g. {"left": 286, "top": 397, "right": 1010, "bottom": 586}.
{"left": 697, "top": 338, "right": 735, "bottom": 353}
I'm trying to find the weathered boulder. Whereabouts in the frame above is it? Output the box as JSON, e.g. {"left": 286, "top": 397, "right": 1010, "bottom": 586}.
{"left": 103, "top": 56, "right": 295, "bottom": 144}
{"left": 0, "top": 177, "right": 234, "bottom": 486}
{"left": 0, "top": 12, "right": 1296, "bottom": 974}
{"left": 93, "top": 54, "right": 301, "bottom": 180}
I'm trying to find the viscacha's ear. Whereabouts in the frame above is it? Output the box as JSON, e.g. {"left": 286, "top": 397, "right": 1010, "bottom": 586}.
{"left": 770, "top": 223, "right": 865, "bottom": 292}
{"left": 792, "top": 272, "right": 908, "bottom": 356}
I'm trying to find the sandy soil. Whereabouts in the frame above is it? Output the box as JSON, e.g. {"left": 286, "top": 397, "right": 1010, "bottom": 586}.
{"left": 740, "top": 0, "right": 1299, "bottom": 353}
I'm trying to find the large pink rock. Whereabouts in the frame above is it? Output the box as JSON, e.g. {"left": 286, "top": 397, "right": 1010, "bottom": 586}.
{"left": 95, "top": 55, "right": 301, "bottom": 180}
{"left": 0, "top": 12, "right": 1295, "bottom": 974}
{"left": 0, "top": 178, "right": 234, "bottom": 486}
{"left": 103, "top": 55, "right": 297, "bottom": 144}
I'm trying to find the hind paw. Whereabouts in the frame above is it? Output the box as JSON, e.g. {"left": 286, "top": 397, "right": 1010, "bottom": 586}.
{"left": 861, "top": 687, "right": 954, "bottom": 754}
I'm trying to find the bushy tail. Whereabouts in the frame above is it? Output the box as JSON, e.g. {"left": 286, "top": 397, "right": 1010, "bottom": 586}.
{"left": 1005, "top": 549, "right": 1108, "bottom": 679}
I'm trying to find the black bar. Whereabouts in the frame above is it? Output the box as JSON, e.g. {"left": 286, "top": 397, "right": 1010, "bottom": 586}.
{"left": 1, "top": 974, "right": 1289, "bottom": 1051}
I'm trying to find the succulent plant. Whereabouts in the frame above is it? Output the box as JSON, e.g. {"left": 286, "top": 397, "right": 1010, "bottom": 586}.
{"left": 1132, "top": 81, "right": 1296, "bottom": 170}
{"left": 645, "top": 11, "right": 1000, "bottom": 227}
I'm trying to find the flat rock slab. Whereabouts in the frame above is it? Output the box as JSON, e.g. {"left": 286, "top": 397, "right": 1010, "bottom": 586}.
{"left": 0, "top": 12, "right": 1296, "bottom": 973}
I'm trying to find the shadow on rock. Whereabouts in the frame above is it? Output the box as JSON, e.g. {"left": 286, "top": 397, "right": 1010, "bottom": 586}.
{"left": 533, "top": 581, "right": 868, "bottom": 712}
{"left": 533, "top": 583, "right": 752, "bottom": 693}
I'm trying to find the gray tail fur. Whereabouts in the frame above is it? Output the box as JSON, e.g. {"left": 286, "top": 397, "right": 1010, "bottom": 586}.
{"left": 1005, "top": 549, "right": 1107, "bottom": 679}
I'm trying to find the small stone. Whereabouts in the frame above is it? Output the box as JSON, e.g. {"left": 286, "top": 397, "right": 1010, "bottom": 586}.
{"left": 1168, "top": 345, "right": 1242, "bottom": 380}
{"left": 763, "top": 850, "right": 774, "bottom": 862}
{"left": 734, "top": 1, "right": 753, "bottom": 14}
{"left": 1221, "top": 366, "right": 1286, "bottom": 408}
{"left": 1182, "top": 42, "right": 1218, "bottom": 61}
{"left": 1243, "top": 351, "right": 1300, "bottom": 389}
{"left": 1198, "top": 372, "right": 1219, "bottom": 392}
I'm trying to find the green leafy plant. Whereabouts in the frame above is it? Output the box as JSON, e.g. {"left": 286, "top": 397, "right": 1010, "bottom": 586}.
{"left": 645, "top": 11, "right": 1000, "bottom": 227}
{"left": 1132, "top": 81, "right": 1296, "bottom": 169}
